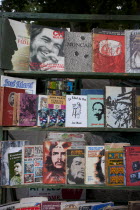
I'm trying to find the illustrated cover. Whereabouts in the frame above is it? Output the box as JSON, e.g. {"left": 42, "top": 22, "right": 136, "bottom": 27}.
{"left": 1, "top": 140, "right": 29, "bottom": 186}
{"left": 85, "top": 145, "right": 105, "bottom": 185}
{"left": 105, "top": 143, "right": 130, "bottom": 186}
{"left": 43, "top": 141, "right": 71, "bottom": 184}
{"left": 135, "top": 87, "right": 140, "bottom": 128}
{"left": 105, "top": 86, "right": 135, "bottom": 128}
{"left": 80, "top": 89, "right": 104, "bottom": 95}
{"left": 65, "top": 95, "right": 87, "bottom": 127}
{"left": 87, "top": 94, "right": 104, "bottom": 127}
{"left": 8, "top": 151, "right": 22, "bottom": 186}
{"left": 61, "top": 201, "right": 85, "bottom": 210}
{"left": 66, "top": 149, "right": 85, "bottom": 184}
{"left": 47, "top": 95, "right": 66, "bottom": 127}
{"left": 1, "top": 75, "right": 37, "bottom": 94}
{"left": 1, "top": 18, "right": 30, "bottom": 71}
{"left": 41, "top": 201, "right": 62, "bottom": 210}
{"left": 124, "top": 146, "right": 140, "bottom": 186}
{"left": 22, "top": 145, "right": 43, "bottom": 184}
{"left": 0, "top": 86, "right": 25, "bottom": 126}
{"left": 91, "top": 202, "right": 114, "bottom": 210}
{"left": 37, "top": 95, "right": 49, "bottom": 128}
{"left": 64, "top": 32, "right": 92, "bottom": 72}
{"left": 125, "top": 29, "right": 140, "bottom": 73}
{"left": 29, "top": 24, "right": 69, "bottom": 71}
{"left": 13, "top": 93, "right": 38, "bottom": 126}
{"left": 92, "top": 28, "right": 125, "bottom": 73}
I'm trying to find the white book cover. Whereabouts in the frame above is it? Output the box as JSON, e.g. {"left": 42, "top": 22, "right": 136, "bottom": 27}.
{"left": 65, "top": 95, "right": 87, "bottom": 127}
{"left": 85, "top": 145, "right": 105, "bottom": 184}
{"left": 1, "top": 75, "right": 36, "bottom": 94}
{"left": 61, "top": 201, "right": 85, "bottom": 210}
{"left": 37, "top": 95, "right": 48, "bottom": 127}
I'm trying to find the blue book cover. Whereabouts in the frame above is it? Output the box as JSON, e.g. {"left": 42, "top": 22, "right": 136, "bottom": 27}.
{"left": 81, "top": 89, "right": 104, "bottom": 95}
{"left": 91, "top": 202, "right": 114, "bottom": 210}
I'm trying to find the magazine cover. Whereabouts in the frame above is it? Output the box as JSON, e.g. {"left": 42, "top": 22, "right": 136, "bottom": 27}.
{"left": 66, "top": 149, "right": 85, "bottom": 184}
{"left": 37, "top": 95, "right": 48, "bottom": 127}
{"left": 105, "top": 86, "right": 134, "bottom": 128}
{"left": 64, "top": 32, "right": 92, "bottom": 72}
{"left": 65, "top": 95, "right": 87, "bottom": 127}
{"left": 0, "top": 86, "right": 25, "bottom": 126}
{"left": 1, "top": 75, "right": 37, "bottom": 94}
{"left": 1, "top": 18, "right": 30, "bottom": 71}
{"left": 125, "top": 29, "right": 140, "bottom": 73}
{"left": 22, "top": 145, "right": 43, "bottom": 184}
{"left": 8, "top": 151, "right": 22, "bottom": 186}
{"left": 87, "top": 94, "right": 104, "bottom": 127}
{"left": 124, "top": 146, "right": 140, "bottom": 186}
{"left": 47, "top": 95, "right": 66, "bottom": 127}
{"left": 13, "top": 93, "right": 38, "bottom": 126}
{"left": 92, "top": 28, "right": 125, "bottom": 73}
{"left": 43, "top": 141, "right": 71, "bottom": 184}
{"left": 29, "top": 24, "right": 69, "bottom": 71}
{"left": 85, "top": 146, "right": 105, "bottom": 185}
{"left": 1, "top": 140, "right": 29, "bottom": 186}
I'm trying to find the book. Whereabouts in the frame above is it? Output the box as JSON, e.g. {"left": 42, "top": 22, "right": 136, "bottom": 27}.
{"left": 66, "top": 149, "right": 85, "bottom": 184}
{"left": 1, "top": 75, "right": 37, "bottom": 94}
{"left": 47, "top": 95, "right": 66, "bottom": 127}
{"left": 105, "top": 86, "right": 135, "bottom": 128}
{"left": 78, "top": 203, "right": 103, "bottom": 210}
{"left": 22, "top": 145, "right": 43, "bottom": 184}
{"left": 87, "top": 94, "right": 104, "bottom": 127}
{"left": 1, "top": 140, "right": 29, "bottom": 186}
{"left": 37, "top": 95, "right": 49, "bottom": 127}
{"left": 13, "top": 93, "right": 38, "bottom": 126}
{"left": 29, "top": 24, "right": 69, "bottom": 71}
{"left": 128, "top": 201, "right": 140, "bottom": 210}
{"left": 80, "top": 89, "right": 104, "bottom": 95}
{"left": 1, "top": 18, "right": 30, "bottom": 71}
{"left": 85, "top": 145, "right": 105, "bottom": 184}
{"left": 92, "top": 28, "right": 125, "bottom": 73}
{"left": 91, "top": 202, "right": 114, "bottom": 210}
{"left": 61, "top": 201, "right": 85, "bottom": 210}
{"left": 105, "top": 206, "right": 128, "bottom": 210}
{"left": 8, "top": 151, "right": 22, "bottom": 186}
{"left": 43, "top": 141, "right": 71, "bottom": 184}
{"left": 0, "top": 201, "right": 20, "bottom": 210}
{"left": 64, "top": 32, "right": 92, "bottom": 72}
{"left": 125, "top": 29, "right": 140, "bottom": 73}
{"left": 124, "top": 146, "right": 140, "bottom": 186}
{"left": 135, "top": 87, "right": 140, "bottom": 128}
{"left": 65, "top": 95, "right": 87, "bottom": 127}
{"left": 105, "top": 143, "right": 130, "bottom": 186}
{"left": 41, "top": 201, "right": 61, "bottom": 210}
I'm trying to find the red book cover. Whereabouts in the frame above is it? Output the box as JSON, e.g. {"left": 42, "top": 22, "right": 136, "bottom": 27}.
{"left": 0, "top": 87, "right": 25, "bottom": 126}
{"left": 43, "top": 141, "right": 71, "bottom": 184}
{"left": 93, "top": 29, "right": 125, "bottom": 73}
{"left": 124, "top": 146, "right": 140, "bottom": 186}
{"left": 41, "top": 201, "right": 61, "bottom": 210}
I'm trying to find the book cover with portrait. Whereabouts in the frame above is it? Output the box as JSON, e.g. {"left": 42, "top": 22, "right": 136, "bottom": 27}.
{"left": 125, "top": 29, "right": 140, "bottom": 73}
{"left": 65, "top": 95, "right": 87, "bottom": 127}
{"left": 1, "top": 18, "right": 30, "bottom": 71}
{"left": 0, "top": 86, "right": 25, "bottom": 126}
{"left": 22, "top": 145, "right": 43, "bottom": 184}
{"left": 64, "top": 32, "right": 92, "bottom": 72}
{"left": 92, "top": 28, "right": 125, "bottom": 73}
{"left": 87, "top": 94, "right": 104, "bottom": 127}
{"left": 66, "top": 149, "right": 85, "bottom": 185}
{"left": 13, "top": 93, "right": 38, "bottom": 126}
{"left": 85, "top": 145, "right": 105, "bottom": 185}
{"left": 105, "top": 86, "right": 135, "bottom": 128}
{"left": 43, "top": 141, "right": 71, "bottom": 184}
{"left": 29, "top": 24, "right": 69, "bottom": 71}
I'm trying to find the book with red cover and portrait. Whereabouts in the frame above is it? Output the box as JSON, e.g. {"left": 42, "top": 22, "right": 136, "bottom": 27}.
{"left": 124, "top": 146, "right": 140, "bottom": 186}
{"left": 43, "top": 141, "right": 71, "bottom": 184}
{"left": 92, "top": 28, "right": 125, "bottom": 73}
{"left": 0, "top": 86, "right": 25, "bottom": 126}
{"left": 13, "top": 93, "right": 38, "bottom": 126}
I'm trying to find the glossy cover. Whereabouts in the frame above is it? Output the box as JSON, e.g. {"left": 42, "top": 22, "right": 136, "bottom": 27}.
{"left": 93, "top": 28, "right": 125, "bottom": 73}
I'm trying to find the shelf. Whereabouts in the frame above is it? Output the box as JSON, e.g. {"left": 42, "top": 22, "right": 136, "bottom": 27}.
{"left": 2, "top": 126, "right": 140, "bottom": 132}
{"left": 2, "top": 184, "right": 140, "bottom": 190}
{"left": 4, "top": 71, "right": 140, "bottom": 80}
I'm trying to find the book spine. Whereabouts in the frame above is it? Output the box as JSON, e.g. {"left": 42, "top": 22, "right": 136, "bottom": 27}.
{"left": 123, "top": 147, "right": 126, "bottom": 186}
{"left": 0, "top": 87, "right": 4, "bottom": 126}
{"left": 13, "top": 93, "right": 19, "bottom": 126}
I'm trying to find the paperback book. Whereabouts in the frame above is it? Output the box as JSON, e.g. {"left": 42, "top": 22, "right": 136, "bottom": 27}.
{"left": 92, "top": 28, "right": 125, "bottom": 73}
{"left": 37, "top": 95, "right": 48, "bottom": 127}
{"left": 64, "top": 32, "right": 92, "bottom": 72}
